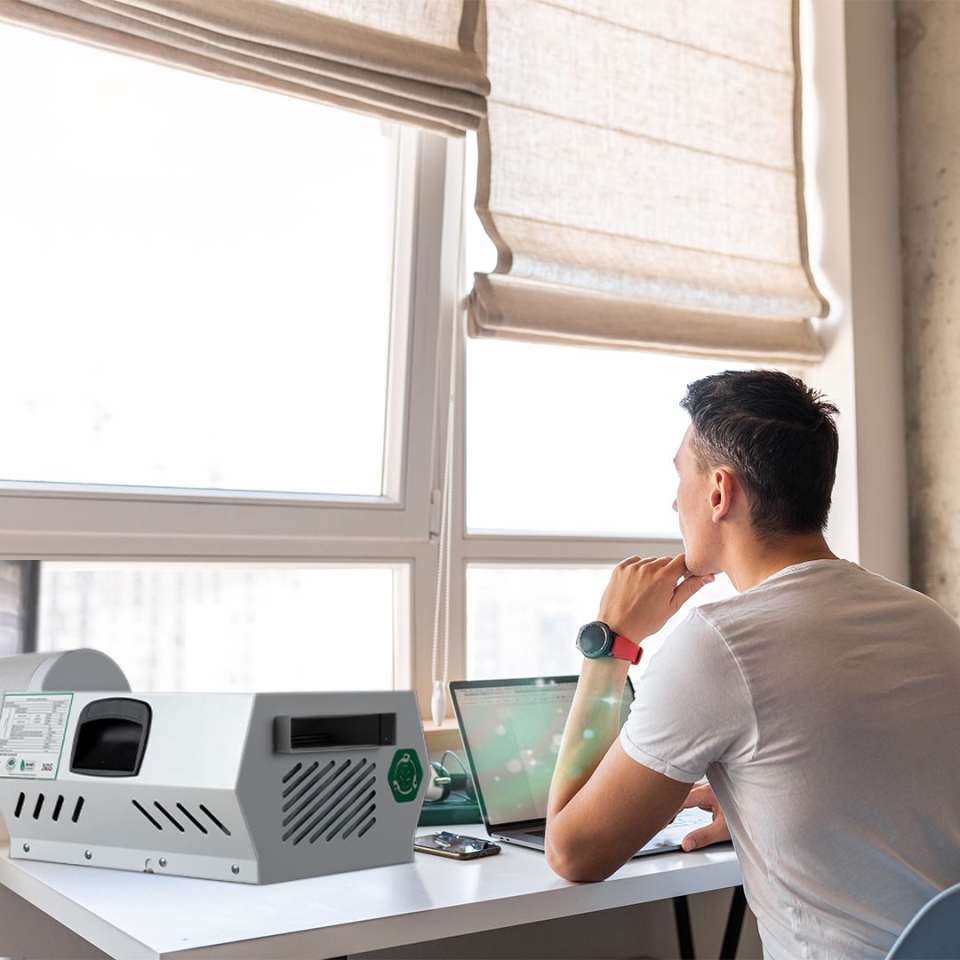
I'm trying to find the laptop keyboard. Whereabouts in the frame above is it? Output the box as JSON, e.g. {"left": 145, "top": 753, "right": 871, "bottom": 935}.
{"left": 670, "top": 808, "right": 711, "bottom": 828}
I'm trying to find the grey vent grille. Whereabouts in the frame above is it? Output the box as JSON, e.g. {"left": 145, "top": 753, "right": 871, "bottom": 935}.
{"left": 131, "top": 799, "right": 231, "bottom": 836}
{"left": 281, "top": 757, "right": 377, "bottom": 845}
{"left": 13, "top": 791, "right": 84, "bottom": 824}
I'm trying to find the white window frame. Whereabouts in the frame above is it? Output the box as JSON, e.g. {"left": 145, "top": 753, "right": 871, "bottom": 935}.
{"left": 0, "top": 126, "right": 452, "bottom": 554}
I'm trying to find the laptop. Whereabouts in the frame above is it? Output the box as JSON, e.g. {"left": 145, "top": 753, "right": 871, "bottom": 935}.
{"left": 449, "top": 675, "right": 714, "bottom": 857}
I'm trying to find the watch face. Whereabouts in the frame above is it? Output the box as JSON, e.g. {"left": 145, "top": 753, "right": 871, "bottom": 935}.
{"left": 577, "top": 622, "right": 611, "bottom": 658}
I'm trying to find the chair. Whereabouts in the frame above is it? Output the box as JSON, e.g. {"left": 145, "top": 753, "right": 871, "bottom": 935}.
{"left": 886, "top": 882, "right": 960, "bottom": 959}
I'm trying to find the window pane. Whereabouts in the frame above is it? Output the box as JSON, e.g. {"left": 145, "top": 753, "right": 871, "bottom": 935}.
{"left": 0, "top": 27, "right": 396, "bottom": 497}
{"left": 466, "top": 339, "right": 748, "bottom": 536}
{"left": 38, "top": 564, "right": 399, "bottom": 691}
{"left": 466, "top": 565, "right": 736, "bottom": 681}
{"left": 0, "top": 563, "right": 26, "bottom": 657}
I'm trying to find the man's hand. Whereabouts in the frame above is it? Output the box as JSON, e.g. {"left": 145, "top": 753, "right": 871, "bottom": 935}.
{"left": 680, "top": 782, "right": 731, "bottom": 851}
{"left": 598, "top": 554, "right": 714, "bottom": 641}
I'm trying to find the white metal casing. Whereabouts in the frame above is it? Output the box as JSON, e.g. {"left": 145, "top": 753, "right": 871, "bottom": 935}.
{"left": 0, "top": 690, "right": 427, "bottom": 883}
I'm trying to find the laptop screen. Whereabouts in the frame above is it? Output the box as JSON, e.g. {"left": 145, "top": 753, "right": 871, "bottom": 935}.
{"left": 450, "top": 676, "right": 634, "bottom": 828}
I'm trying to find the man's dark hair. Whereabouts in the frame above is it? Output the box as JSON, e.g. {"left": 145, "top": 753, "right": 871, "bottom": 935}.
{"left": 679, "top": 370, "right": 840, "bottom": 541}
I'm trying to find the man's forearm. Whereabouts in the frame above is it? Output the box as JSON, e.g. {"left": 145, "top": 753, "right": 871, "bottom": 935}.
{"left": 547, "top": 657, "right": 631, "bottom": 818}
{"left": 543, "top": 554, "right": 715, "bottom": 880}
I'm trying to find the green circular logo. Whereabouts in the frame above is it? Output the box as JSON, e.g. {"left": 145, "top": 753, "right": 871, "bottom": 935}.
{"left": 388, "top": 749, "right": 423, "bottom": 803}
{"left": 5, "top": 757, "right": 16, "bottom": 771}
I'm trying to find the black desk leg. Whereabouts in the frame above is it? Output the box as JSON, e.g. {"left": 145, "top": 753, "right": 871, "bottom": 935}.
{"left": 720, "top": 885, "right": 748, "bottom": 959}
{"left": 673, "top": 894, "right": 696, "bottom": 959}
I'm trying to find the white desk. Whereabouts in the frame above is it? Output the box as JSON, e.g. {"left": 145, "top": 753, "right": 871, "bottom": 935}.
{"left": 0, "top": 833, "right": 742, "bottom": 959}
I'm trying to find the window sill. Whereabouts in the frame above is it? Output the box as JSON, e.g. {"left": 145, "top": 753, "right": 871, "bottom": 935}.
{"left": 421, "top": 719, "right": 462, "bottom": 754}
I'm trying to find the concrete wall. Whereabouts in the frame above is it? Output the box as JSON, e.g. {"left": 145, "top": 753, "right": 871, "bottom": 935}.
{"left": 897, "top": 1, "right": 960, "bottom": 613}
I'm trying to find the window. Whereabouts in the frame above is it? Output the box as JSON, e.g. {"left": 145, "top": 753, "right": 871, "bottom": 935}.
{"left": 0, "top": 23, "right": 453, "bottom": 699}
{"left": 465, "top": 565, "right": 736, "bottom": 681}
{"left": 38, "top": 563, "right": 402, "bottom": 692}
{"left": 0, "top": 26, "right": 397, "bottom": 499}
{"left": 0, "top": 563, "right": 27, "bottom": 657}
{"left": 0, "top": 25, "right": 788, "bottom": 704}
{"left": 466, "top": 338, "right": 750, "bottom": 537}
{"left": 458, "top": 135, "right": 755, "bottom": 683}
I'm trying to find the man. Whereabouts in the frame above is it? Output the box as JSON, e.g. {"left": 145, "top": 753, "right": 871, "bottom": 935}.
{"left": 546, "top": 370, "right": 960, "bottom": 959}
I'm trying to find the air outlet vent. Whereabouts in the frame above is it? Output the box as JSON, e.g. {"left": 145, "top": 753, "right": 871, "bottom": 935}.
{"left": 12, "top": 791, "right": 84, "bottom": 824}
{"left": 281, "top": 757, "right": 377, "bottom": 845}
{"left": 131, "top": 799, "right": 231, "bottom": 836}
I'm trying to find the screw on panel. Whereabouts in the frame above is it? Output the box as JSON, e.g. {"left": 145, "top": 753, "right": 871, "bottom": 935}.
{"left": 22, "top": 843, "right": 29, "bottom": 853}
{"left": 158, "top": 857, "right": 167, "bottom": 868}
{"left": 84, "top": 850, "right": 92, "bottom": 860}
{"left": 231, "top": 864, "right": 240, "bottom": 875}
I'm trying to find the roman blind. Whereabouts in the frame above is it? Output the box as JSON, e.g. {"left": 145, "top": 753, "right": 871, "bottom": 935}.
{"left": 468, "top": 0, "right": 829, "bottom": 361}
{"left": 0, "top": 0, "right": 488, "bottom": 136}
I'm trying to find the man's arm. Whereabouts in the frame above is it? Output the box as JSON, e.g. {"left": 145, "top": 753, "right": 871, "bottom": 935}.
{"left": 545, "top": 668, "right": 691, "bottom": 881}
{"left": 545, "top": 554, "right": 713, "bottom": 881}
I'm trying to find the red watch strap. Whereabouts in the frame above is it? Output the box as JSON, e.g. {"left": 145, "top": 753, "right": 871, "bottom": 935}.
{"left": 611, "top": 633, "right": 643, "bottom": 665}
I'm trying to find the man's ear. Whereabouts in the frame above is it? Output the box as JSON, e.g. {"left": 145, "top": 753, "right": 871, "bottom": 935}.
{"left": 710, "top": 468, "right": 735, "bottom": 522}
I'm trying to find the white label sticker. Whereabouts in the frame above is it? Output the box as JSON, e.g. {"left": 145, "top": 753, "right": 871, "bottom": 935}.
{"left": 0, "top": 693, "right": 73, "bottom": 780}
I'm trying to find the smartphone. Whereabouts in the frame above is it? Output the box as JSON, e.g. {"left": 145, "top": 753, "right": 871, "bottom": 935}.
{"left": 414, "top": 831, "right": 501, "bottom": 860}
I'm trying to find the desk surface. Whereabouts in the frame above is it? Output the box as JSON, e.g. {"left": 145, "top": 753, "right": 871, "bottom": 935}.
{"left": 0, "top": 832, "right": 741, "bottom": 960}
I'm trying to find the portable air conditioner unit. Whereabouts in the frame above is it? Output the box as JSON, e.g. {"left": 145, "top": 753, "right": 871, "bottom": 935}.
{"left": 0, "top": 688, "right": 428, "bottom": 883}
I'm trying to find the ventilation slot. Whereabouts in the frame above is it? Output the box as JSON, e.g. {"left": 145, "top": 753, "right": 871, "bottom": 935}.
{"left": 12, "top": 791, "right": 82, "bottom": 824}
{"left": 314, "top": 792, "right": 376, "bottom": 843}
{"left": 153, "top": 801, "right": 185, "bottom": 832}
{"left": 342, "top": 803, "right": 376, "bottom": 840}
{"left": 130, "top": 799, "right": 230, "bottom": 836}
{"left": 133, "top": 799, "right": 162, "bottom": 830}
{"left": 282, "top": 760, "right": 329, "bottom": 801}
{"left": 282, "top": 762, "right": 303, "bottom": 784}
{"left": 282, "top": 759, "right": 347, "bottom": 820}
{"left": 175, "top": 803, "right": 208, "bottom": 835}
{"left": 199, "top": 804, "right": 231, "bottom": 836}
{"left": 281, "top": 759, "right": 378, "bottom": 846}
{"left": 281, "top": 758, "right": 357, "bottom": 841}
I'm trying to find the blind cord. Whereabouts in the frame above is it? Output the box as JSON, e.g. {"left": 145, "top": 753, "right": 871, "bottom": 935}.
{"left": 430, "top": 144, "right": 466, "bottom": 729}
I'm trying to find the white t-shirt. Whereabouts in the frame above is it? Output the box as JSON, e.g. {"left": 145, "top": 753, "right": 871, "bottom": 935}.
{"left": 620, "top": 559, "right": 960, "bottom": 960}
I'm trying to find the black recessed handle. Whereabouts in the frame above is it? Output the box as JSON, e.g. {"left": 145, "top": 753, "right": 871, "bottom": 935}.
{"left": 273, "top": 713, "right": 397, "bottom": 753}
{"left": 70, "top": 698, "right": 151, "bottom": 777}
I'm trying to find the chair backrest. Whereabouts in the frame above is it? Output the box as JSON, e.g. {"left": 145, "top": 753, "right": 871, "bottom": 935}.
{"left": 886, "top": 882, "right": 960, "bottom": 960}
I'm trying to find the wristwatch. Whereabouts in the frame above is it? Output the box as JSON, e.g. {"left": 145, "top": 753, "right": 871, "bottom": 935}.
{"left": 576, "top": 621, "right": 643, "bottom": 664}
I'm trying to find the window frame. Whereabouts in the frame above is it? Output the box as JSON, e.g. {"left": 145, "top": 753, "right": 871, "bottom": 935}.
{"left": 0, "top": 127, "right": 453, "bottom": 555}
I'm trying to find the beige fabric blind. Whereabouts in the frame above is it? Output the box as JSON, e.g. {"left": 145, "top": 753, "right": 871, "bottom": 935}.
{"left": 469, "top": 0, "right": 829, "bottom": 362}
{"left": 0, "top": 0, "right": 488, "bottom": 136}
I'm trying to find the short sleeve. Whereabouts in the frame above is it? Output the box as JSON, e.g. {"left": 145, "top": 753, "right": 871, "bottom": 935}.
{"left": 619, "top": 609, "right": 757, "bottom": 783}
